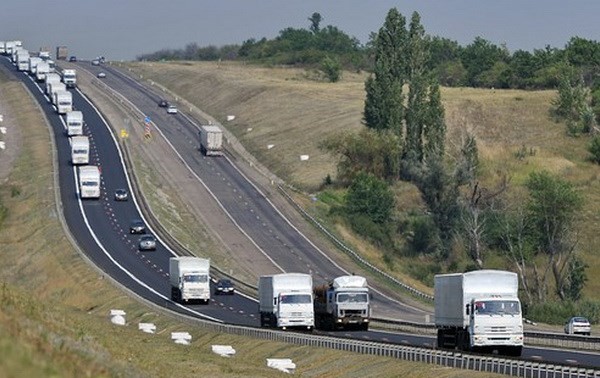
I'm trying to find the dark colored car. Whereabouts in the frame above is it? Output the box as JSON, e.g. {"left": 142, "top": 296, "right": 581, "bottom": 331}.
{"left": 215, "top": 279, "right": 235, "bottom": 295}
{"left": 138, "top": 235, "right": 157, "bottom": 251}
{"left": 129, "top": 219, "right": 146, "bottom": 234}
{"left": 114, "top": 188, "right": 128, "bottom": 201}
{"left": 158, "top": 99, "right": 169, "bottom": 108}
{"left": 68, "top": 56, "right": 77, "bottom": 62}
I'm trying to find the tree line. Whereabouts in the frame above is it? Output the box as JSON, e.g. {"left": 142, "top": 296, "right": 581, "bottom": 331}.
{"left": 137, "top": 13, "right": 600, "bottom": 91}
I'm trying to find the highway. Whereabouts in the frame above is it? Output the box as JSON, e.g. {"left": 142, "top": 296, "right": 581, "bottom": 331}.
{"left": 75, "top": 61, "right": 430, "bottom": 322}
{"left": 2, "top": 56, "right": 599, "bottom": 371}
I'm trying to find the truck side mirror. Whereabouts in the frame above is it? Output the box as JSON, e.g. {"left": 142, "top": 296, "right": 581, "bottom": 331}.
{"left": 466, "top": 303, "right": 470, "bottom": 315}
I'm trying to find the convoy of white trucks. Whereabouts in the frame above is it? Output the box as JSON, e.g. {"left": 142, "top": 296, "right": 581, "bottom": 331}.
{"left": 55, "top": 90, "right": 73, "bottom": 114}
{"left": 313, "top": 275, "right": 370, "bottom": 331}
{"left": 169, "top": 257, "right": 211, "bottom": 304}
{"left": 434, "top": 270, "right": 524, "bottom": 356}
{"left": 259, "top": 273, "right": 315, "bottom": 330}
{"left": 199, "top": 124, "right": 224, "bottom": 156}
{"left": 77, "top": 165, "right": 101, "bottom": 199}
{"left": 70, "top": 136, "right": 90, "bottom": 165}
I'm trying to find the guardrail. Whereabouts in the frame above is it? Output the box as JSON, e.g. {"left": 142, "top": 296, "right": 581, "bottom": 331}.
{"left": 196, "top": 319, "right": 600, "bottom": 377}
{"left": 85, "top": 67, "right": 599, "bottom": 355}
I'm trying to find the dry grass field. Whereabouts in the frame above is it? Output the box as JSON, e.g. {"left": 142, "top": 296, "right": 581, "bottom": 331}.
{"left": 125, "top": 61, "right": 600, "bottom": 300}
{"left": 0, "top": 66, "right": 505, "bottom": 376}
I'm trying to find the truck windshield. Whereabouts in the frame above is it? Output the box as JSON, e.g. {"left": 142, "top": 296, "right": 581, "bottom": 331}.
{"left": 474, "top": 300, "right": 520, "bottom": 315}
{"left": 183, "top": 274, "right": 207, "bottom": 283}
{"left": 81, "top": 181, "right": 98, "bottom": 187}
{"left": 337, "top": 293, "right": 368, "bottom": 303}
{"left": 280, "top": 294, "right": 312, "bottom": 304}
{"left": 73, "top": 149, "right": 88, "bottom": 154}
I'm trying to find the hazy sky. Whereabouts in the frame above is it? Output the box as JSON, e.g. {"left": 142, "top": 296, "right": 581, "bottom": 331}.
{"left": 2, "top": 1, "right": 599, "bottom": 61}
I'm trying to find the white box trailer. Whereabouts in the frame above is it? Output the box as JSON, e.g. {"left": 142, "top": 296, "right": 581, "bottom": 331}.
{"left": 78, "top": 165, "right": 100, "bottom": 199}
{"left": 45, "top": 73, "right": 61, "bottom": 94}
{"left": 0, "top": 41, "right": 5, "bottom": 54}
{"left": 28, "top": 56, "right": 42, "bottom": 74}
{"left": 70, "top": 136, "right": 89, "bottom": 165}
{"left": 16, "top": 49, "right": 30, "bottom": 71}
{"left": 66, "top": 111, "right": 84, "bottom": 136}
{"left": 199, "top": 125, "right": 223, "bottom": 156}
{"left": 169, "top": 257, "right": 211, "bottom": 304}
{"left": 35, "top": 62, "right": 50, "bottom": 82}
{"left": 434, "top": 270, "right": 524, "bottom": 356}
{"left": 49, "top": 81, "right": 66, "bottom": 103}
{"left": 62, "top": 69, "right": 76, "bottom": 88}
{"left": 259, "top": 273, "right": 314, "bottom": 330}
{"left": 55, "top": 90, "right": 72, "bottom": 114}
{"left": 313, "top": 275, "right": 370, "bottom": 331}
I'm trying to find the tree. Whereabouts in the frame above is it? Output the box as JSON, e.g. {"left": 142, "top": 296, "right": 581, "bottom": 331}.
{"left": 345, "top": 172, "right": 395, "bottom": 225}
{"left": 320, "top": 55, "right": 342, "bottom": 82}
{"left": 308, "top": 12, "right": 322, "bottom": 34}
{"left": 525, "top": 171, "right": 583, "bottom": 300}
{"left": 363, "top": 8, "right": 407, "bottom": 135}
{"left": 461, "top": 37, "right": 509, "bottom": 87}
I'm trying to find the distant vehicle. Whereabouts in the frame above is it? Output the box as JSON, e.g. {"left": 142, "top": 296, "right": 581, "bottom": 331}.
{"left": 91, "top": 59, "right": 100, "bottom": 66}
{"left": 129, "top": 219, "right": 146, "bottom": 234}
{"left": 70, "top": 136, "right": 90, "bottom": 165}
{"left": 166, "top": 105, "right": 178, "bottom": 114}
{"left": 62, "top": 69, "right": 77, "bottom": 88}
{"left": 259, "top": 273, "right": 314, "bottom": 330}
{"left": 199, "top": 125, "right": 223, "bottom": 156}
{"left": 68, "top": 56, "right": 77, "bottom": 62}
{"left": 138, "top": 235, "right": 157, "bottom": 251}
{"left": 215, "top": 279, "right": 235, "bottom": 295}
{"left": 55, "top": 90, "right": 73, "bottom": 114}
{"left": 565, "top": 317, "right": 591, "bottom": 336}
{"left": 66, "top": 111, "right": 84, "bottom": 136}
{"left": 97, "top": 72, "right": 106, "bottom": 78}
{"left": 158, "top": 99, "right": 169, "bottom": 108}
{"left": 114, "top": 189, "right": 128, "bottom": 201}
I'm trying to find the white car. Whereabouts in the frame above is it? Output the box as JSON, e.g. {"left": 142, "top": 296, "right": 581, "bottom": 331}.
{"left": 97, "top": 72, "right": 106, "bottom": 78}
{"left": 564, "top": 316, "right": 591, "bottom": 335}
{"left": 167, "top": 105, "right": 178, "bottom": 114}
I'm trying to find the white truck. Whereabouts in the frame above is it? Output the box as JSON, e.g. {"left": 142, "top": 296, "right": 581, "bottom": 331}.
{"left": 45, "top": 73, "right": 62, "bottom": 94}
{"left": 66, "top": 111, "right": 84, "bottom": 136}
{"left": 435, "top": 270, "right": 524, "bottom": 356}
{"left": 70, "top": 136, "right": 89, "bottom": 165}
{"left": 78, "top": 165, "right": 100, "bottom": 199}
{"left": 199, "top": 125, "right": 223, "bottom": 156}
{"left": 28, "top": 56, "right": 42, "bottom": 74}
{"left": 169, "top": 257, "right": 211, "bottom": 304}
{"left": 62, "top": 69, "right": 77, "bottom": 88}
{"left": 16, "top": 49, "right": 30, "bottom": 71}
{"left": 35, "top": 62, "right": 50, "bottom": 82}
{"left": 55, "top": 90, "right": 72, "bottom": 114}
{"left": 313, "top": 275, "right": 370, "bottom": 331}
{"left": 49, "top": 81, "right": 66, "bottom": 102}
{"left": 259, "top": 273, "right": 314, "bottom": 330}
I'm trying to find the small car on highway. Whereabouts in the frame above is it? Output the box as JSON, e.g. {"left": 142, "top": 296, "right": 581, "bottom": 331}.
{"left": 215, "top": 279, "right": 235, "bottom": 295}
{"left": 158, "top": 99, "right": 169, "bottom": 108}
{"left": 129, "top": 219, "right": 146, "bottom": 234}
{"left": 166, "top": 105, "right": 178, "bottom": 114}
{"left": 97, "top": 72, "right": 106, "bottom": 78}
{"left": 564, "top": 316, "right": 591, "bottom": 335}
{"left": 114, "top": 188, "right": 128, "bottom": 201}
{"left": 138, "top": 235, "right": 157, "bottom": 251}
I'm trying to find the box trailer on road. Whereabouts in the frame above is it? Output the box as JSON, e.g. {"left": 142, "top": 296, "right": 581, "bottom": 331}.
{"left": 66, "top": 111, "right": 84, "bottom": 136}
{"left": 70, "top": 136, "right": 89, "bottom": 165}
{"left": 78, "top": 165, "right": 100, "bottom": 199}
{"left": 435, "top": 270, "right": 524, "bottom": 356}
{"left": 55, "top": 90, "right": 72, "bottom": 114}
{"left": 169, "top": 257, "right": 211, "bottom": 304}
{"left": 199, "top": 124, "right": 223, "bottom": 156}
{"left": 62, "top": 69, "right": 76, "bottom": 88}
{"left": 259, "top": 273, "right": 314, "bottom": 330}
{"left": 35, "top": 61, "right": 50, "bottom": 82}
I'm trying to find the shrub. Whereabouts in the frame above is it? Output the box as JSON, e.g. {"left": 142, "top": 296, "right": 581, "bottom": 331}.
{"left": 588, "top": 135, "right": 600, "bottom": 164}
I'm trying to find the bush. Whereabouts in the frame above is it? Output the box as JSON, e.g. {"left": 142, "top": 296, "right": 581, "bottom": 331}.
{"left": 405, "top": 215, "right": 437, "bottom": 255}
{"left": 347, "top": 213, "right": 394, "bottom": 250}
{"left": 525, "top": 300, "right": 600, "bottom": 324}
{"left": 588, "top": 135, "right": 600, "bottom": 164}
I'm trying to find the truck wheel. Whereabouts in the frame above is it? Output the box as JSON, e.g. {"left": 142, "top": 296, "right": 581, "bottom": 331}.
{"left": 171, "top": 287, "right": 180, "bottom": 303}
{"left": 361, "top": 323, "right": 369, "bottom": 331}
